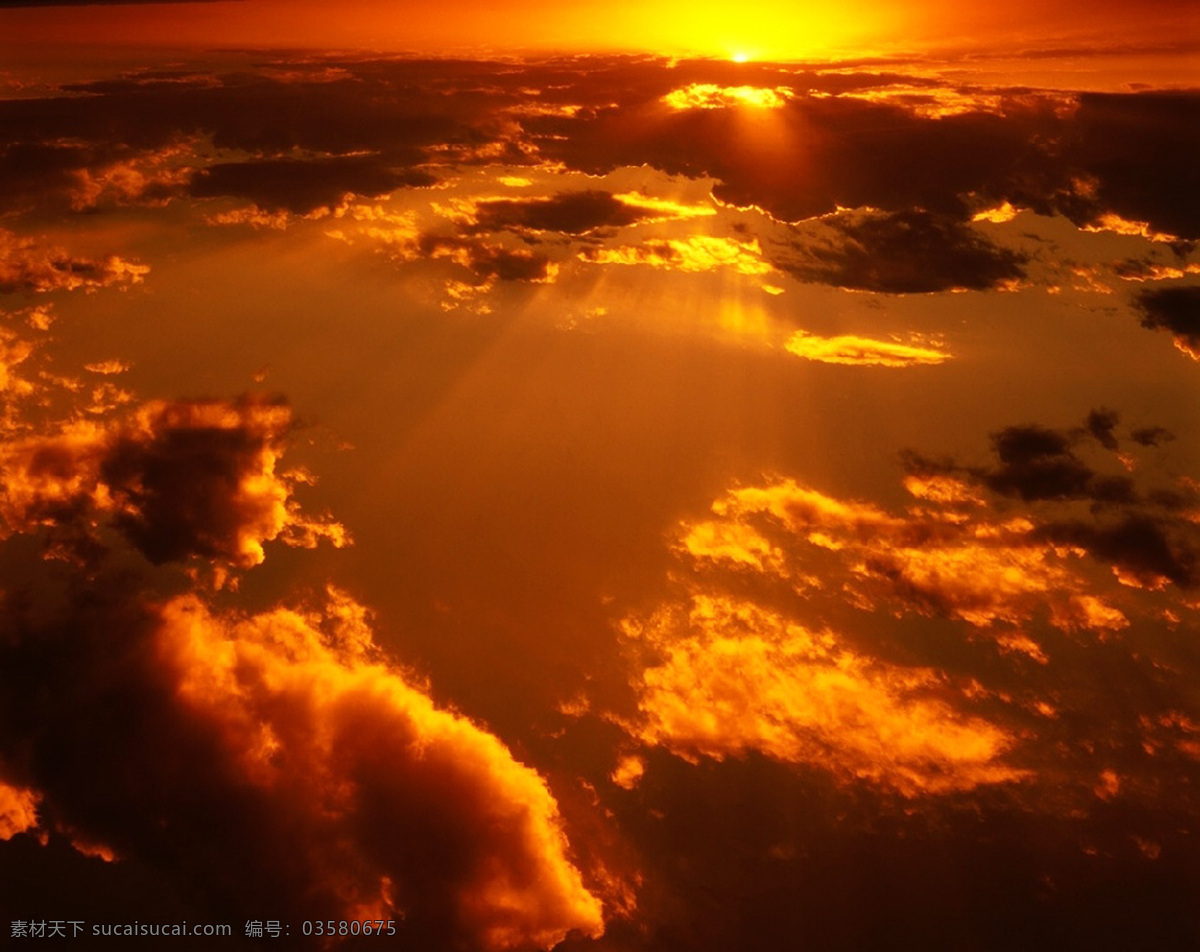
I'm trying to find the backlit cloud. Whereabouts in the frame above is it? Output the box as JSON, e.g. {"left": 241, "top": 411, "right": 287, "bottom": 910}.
{"left": 190, "top": 155, "right": 438, "bottom": 216}
{"left": 1134, "top": 285, "right": 1200, "bottom": 359}
{"left": 466, "top": 189, "right": 711, "bottom": 236}
{"left": 771, "top": 209, "right": 1026, "bottom": 293}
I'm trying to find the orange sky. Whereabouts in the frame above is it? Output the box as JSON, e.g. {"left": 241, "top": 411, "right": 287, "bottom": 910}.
{"left": 1, "top": 24, "right": 1198, "bottom": 952}
{"left": 1, "top": 0, "right": 1196, "bottom": 58}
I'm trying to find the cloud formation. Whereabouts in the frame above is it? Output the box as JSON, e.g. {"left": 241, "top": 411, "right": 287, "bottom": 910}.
{"left": 770, "top": 210, "right": 1026, "bottom": 293}
{"left": 0, "top": 314, "right": 603, "bottom": 946}
{"left": 578, "top": 235, "right": 771, "bottom": 275}
{"left": 904, "top": 412, "right": 1200, "bottom": 590}
{"left": 190, "top": 156, "right": 437, "bottom": 216}
{"left": 1134, "top": 285, "right": 1200, "bottom": 359}
{"left": 613, "top": 408, "right": 1200, "bottom": 839}
{"left": 625, "top": 593, "right": 1024, "bottom": 796}
{"left": 0, "top": 584, "right": 604, "bottom": 949}
{"left": 0, "top": 229, "right": 148, "bottom": 295}
{"left": 466, "top": 190, "right": 676, "bottom": 236}
{"left": 0, "top": 396, "right": 347, "bottom": 568}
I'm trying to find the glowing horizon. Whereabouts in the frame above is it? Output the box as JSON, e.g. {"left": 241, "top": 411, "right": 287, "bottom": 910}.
{"left": 1, "top": 0, "right": 1195, "bottom": 63}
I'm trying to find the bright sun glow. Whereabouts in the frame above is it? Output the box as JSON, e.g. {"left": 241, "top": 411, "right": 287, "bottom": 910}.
{"left": 663, "top": 83, "right": 792, "bottom": 110}
{"left": 731, "top": 52, "right": 751, "bottom": 62}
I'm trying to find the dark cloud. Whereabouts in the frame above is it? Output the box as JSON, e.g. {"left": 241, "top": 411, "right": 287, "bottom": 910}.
{"left": 1069, "top": 92, "right": 1200, "bottom": 240}
{"left": 470, "top": 190, "right": 657, "bottom": 236}
{"left": 99, "top": 399, "right": 327, "bottom": 565}
{"left": 189, "top": 155, "right": 437, "bottom": 215}
{"left": 1036, "top": 513, "right": 1198, "bottom": 589}
{"left": 528, "top": 85, "right": 1064, "bottom": 224}
{"left": 902, "top": 412, "right": 1200, "bottom": 590}
{"left": 769, "top": 209, "right": 1026, "bottom": 293}
{"left": 0, "top": 64, "right": 497, "bottom": 216}
{"left": 984, "top": 425, "right": 1101, "bottom": 500}
{"left": 1086, "top": 407, "right": 1121, "bottom": 451}
{"left": 419, "top": 234, "right": 556, "bottom": 284}
{"left": 1130, "top": 425, "right": 1175, "bottom": 447}
{"left": 1134, "top": 286, "right": 1200, "bottom": 357}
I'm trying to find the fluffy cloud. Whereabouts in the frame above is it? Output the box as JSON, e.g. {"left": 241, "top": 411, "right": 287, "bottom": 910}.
{"left": 0, "top": 585, "right": 604, "bottom": 949}
{"left": 0, "top": 396, "right": 347, "bottom": 568}
{"left": 616, "top": 411, "right": 1200, "bottom": 820}
{"left": 0, "top": 321, "right": 603, "bottom": 945}
{"left": 625, "top": 593, "right": 1024, "bottom": 795}
{"left": 688, "top": 477, "right": 1132, "bottom": 631}
{"left": 0, "top": 781, "right": 39, "bottom": 841}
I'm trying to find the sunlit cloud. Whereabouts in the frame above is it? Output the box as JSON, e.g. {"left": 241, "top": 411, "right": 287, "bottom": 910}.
{"left": 972, "top": 201, "right": 1020, "bottom": 223}
{"left": 579, "top": 235, "right": 773, "bottom": 275}
{"left": 159, "top": 590, "right": 606, "bottom": 947}
{"left": 820, "top": 84, "right": 1010, "bottom": 119}
{"left": 1113, "top": 260, "right": 1200, "bottom": 282}
{"left": 0, "top": 229, "right": 148, "bottom": 294}
{"left": 82, "top": 359, "right": 131, "bottom": 375}
{"left": 1082, "top": 212, "right": 1182, "bottom": 244}
{"left": 0, "top": 324, "right": 36, "bottom": 403}
{"left": 662, "top": 84, "right": 793, "bottom": 110}
{"left": 784, "top": 330, "right": 950, "bottom": 367}
{"left": 614, "top": 407, "right": 1200, "bottom": 823}
{"left": 205, "top": 205, "right": 295, "bottom": 230}
{"left": 0, "top": 585, "right": 605, "bottom": 949}
{"left": 0, "top": 396, "right": 348, "bottom": 568}
{"left": 0, "top": 781, "right": 39, "bottom": 841}
{"left": 698, "top": 477, "right": 1130, "bottom": 631}
{"left": 67, "top": 143, "right": 194, "bottom": 211}
{"left": 624, "top": 594, "right": 1025, "bottom": 796}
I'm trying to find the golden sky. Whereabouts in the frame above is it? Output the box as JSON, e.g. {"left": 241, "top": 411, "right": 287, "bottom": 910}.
{"left": 1, "top": 0, "right": 1197, "bottom": 58}
{"left": 0, "top": 18, "right": 1198, "bottom": 952}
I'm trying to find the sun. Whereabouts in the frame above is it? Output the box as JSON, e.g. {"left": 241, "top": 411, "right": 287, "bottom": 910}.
{"left": 731, "top": 52, "right": 752, "bottom": 62}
